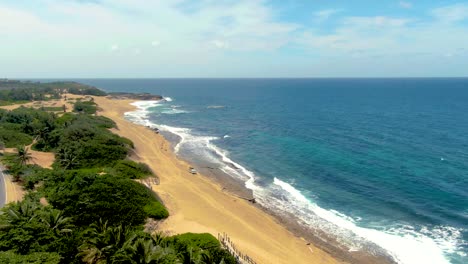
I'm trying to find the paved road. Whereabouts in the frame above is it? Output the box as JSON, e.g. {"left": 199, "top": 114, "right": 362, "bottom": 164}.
{"left": 0, "top": 166, "right": 6, "bottom": 207}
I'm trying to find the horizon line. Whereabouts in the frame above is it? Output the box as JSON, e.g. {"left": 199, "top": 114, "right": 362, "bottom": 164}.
{"left": 9, "top": 77, "right": 468, "bottom": 80}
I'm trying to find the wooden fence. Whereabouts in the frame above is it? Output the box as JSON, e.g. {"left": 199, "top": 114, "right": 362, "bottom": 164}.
{"left": 218, "top": 233, "right": 257, "bottom": 264}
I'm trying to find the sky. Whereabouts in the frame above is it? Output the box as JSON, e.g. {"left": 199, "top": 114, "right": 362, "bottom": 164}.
{"left": 1, "top": 0, "right": 468, "bottom": 78}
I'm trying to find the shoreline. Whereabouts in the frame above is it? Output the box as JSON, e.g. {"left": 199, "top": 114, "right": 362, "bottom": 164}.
{"left": 159, "top": 130, "right": 255, "bottom": 201}
{"left": 140, "top": 110, "right": 396, "bottom": 264}
{"left": 94, "top": 96, "right": 340, "bottom": 264}
{"left": 93, "top": 96, "right": 395, "bottom": 264}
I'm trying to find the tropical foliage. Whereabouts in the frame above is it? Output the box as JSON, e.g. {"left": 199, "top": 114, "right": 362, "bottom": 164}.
{"left": 0, "top": 199, "right": 234, "bottom": 264}
{"left": 0, "top": 85, "right": 236, "bottom": 263}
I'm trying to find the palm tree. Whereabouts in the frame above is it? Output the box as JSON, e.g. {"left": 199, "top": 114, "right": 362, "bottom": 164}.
{"left": 33, "top": 126, "right": 49, "bottom": 145}
{"left": 78, "top": 220, "right": 112, "bottom": 264}
{"left": 40, "top": 209, "right": 73, "bottom": 236}
{"left": 184, "top": 247, "right": 210, "bottom": 264}
{"left": 113, "top": 238, "right": 180, "bottom": 264}
{"left": 78, "top": 220, "right": 136, "bottom": 264}
{"left": 9, "top": 145, "right": 33, "bottom": 181}
{"left": 57, "top": 146, "right": 80, "bottom": 169}
{"left": 107, "top": 225, "right": 136, "bottom": 250}
{"left": 5, "top": 199, "right": 37, "bottom": 225}
{"left": 15, "top": 145, "right": 33, "bottom": 167}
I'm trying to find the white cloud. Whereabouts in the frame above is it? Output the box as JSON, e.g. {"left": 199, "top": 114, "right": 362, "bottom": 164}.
{"left": 314, "top": 9, "right": 341, "bottom": 22}
{"left": 0, "top": 0, "right": 304, "bottom": 77}
{"left": 432, "top": 4, "right": 468, "bottom": 23}
{"left": 299, "top": 11, "right": 468, "bottom": 61}
{"left": 343, "top": 16, "right": 410, "bottom": 27}
{"left": 0, "top": 0, "right": 298, "bottom": 53}
{"left": 399, "top": 1, "right": 412, "bottom": 9}
{"left": 1, "top": 1, "right": 468, "bottom": 77}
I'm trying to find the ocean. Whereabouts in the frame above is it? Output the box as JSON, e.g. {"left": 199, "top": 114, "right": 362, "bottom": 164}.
{"left": 78, "top": 78, "right": 467, "bottom": 264}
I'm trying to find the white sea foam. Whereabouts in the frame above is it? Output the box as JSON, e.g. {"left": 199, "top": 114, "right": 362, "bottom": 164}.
{"left": 270, "top": 177, "right": 463, "bottom": 264}
{"left": 223, "top": 135, "right": 230, "bottom": 139}
{"left": 207, "top": 105, "right": 225, "bottom": 109}
{"left": 157, "top": 124, "right": 217, "bottom": 154}
{"left": 163, "top": 97, "right": 173, "bottom": 102}
{"left": 125, "top": 100, "right": 162, "bottom": 127}
{"left": 124, "top": 99, "right": 464, "bottom": 264}
{"left": 203, "top": 141, "right": 259, "bottom": 191}
{"left": 161, "top": 108, "right": 190, "bottom": 115}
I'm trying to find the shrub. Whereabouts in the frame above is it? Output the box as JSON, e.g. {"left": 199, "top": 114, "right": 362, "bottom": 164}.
{"left": 70, "top": 115, "right": 116, "bottom": 129}
{"left": 54, "top": 119, "right": 131, "bottom": 169}
{"left": 169, "top": 233, "right": 237, "bottom": 264}
{"left": 21, "top": 166, "right": 52, "bottom": 190}
{"left": 143, "top": 201, "right": 169, "bottom": 219}
{"left": 0, "top": 128, "right": 33, "bottom": 147}
{"left": 54, "top": 113, "right": 75, "bottom": 127}
{"left": 46, "top": 172, "right": 164, "bottom": 226}
{"left": 171, "top": 233, "right": 220, "bottom": 250}
{"left": 73, "top": 101, "right": 97, "bottom": 114}
{"left": 111, "top": 160, "right": 152, "bottom": 179}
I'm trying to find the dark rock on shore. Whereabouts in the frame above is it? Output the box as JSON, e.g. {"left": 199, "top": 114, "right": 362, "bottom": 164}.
{"left": 107, "top": 92, "right": 163, "bottom": 100}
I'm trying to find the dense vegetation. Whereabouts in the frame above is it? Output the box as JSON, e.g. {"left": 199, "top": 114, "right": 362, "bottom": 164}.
{"left": 0, "top": 87, "right": 235, "bottom": 264}
{"left": 73, "top": 101, "right": 98, "bottom": 115}
{"left": 0, "top": 80, "right": 106, "bottom": 105}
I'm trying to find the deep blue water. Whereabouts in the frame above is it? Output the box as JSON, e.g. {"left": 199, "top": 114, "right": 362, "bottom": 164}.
{"left": 76, "top": 78, "right": 467, "bottom": 263}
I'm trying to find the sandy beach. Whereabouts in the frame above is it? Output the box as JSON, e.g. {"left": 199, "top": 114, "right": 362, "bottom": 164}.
{"left": 93, "top": 96, "right": 340, "bottom": 264}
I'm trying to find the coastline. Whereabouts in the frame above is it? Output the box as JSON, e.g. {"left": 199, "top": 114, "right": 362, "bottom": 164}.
{"left": 0, "top": 81, "right": 462, "bottom": 263}
{"left": 93, "top": 96, "right": 341, "bottom": 264}
{"left": 0, "top": 94, "right": 395, "bottom": 263}
{"left": 94, "top": 96, "right": 399, "bottom": 264}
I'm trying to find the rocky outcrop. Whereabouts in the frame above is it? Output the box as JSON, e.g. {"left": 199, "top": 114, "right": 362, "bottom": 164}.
{"left": 107, "top": 92, "right": 163, "bottom": 100}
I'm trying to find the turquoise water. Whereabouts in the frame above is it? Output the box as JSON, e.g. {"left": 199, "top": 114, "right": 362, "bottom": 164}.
{"left": 80, "top": 78, "right": 467, "bottom": 263}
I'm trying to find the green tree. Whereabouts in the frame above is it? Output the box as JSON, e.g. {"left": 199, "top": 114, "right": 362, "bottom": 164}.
{"left": 112, "top": 237, "right": 180, "bottom": 264}
{"left": 79, "top": 220, "right": 138, "bottom": 264}
{"left": 15, "top": 145, "right": 32, "bottom": 167}
{"left": 40, "top": 209, "right": 73, "bottom": 236}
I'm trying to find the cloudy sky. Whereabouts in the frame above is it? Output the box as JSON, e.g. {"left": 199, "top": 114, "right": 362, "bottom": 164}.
{"left": 1, "top": 0, "right": 468, "bottom": 78}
